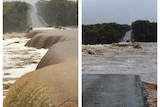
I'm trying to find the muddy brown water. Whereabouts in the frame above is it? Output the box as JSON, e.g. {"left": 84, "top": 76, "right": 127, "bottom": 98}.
{"left": 82, "top": 42, "right": 157, "bottom": 84}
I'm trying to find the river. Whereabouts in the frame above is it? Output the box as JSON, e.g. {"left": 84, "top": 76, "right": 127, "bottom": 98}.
{"left": 82, "top": 42, "right": 157, "bottom": 84}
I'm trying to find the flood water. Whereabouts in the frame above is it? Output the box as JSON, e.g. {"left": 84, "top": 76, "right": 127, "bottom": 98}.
{"left": 82, "top": 42, "right": 157, "bottom": 84}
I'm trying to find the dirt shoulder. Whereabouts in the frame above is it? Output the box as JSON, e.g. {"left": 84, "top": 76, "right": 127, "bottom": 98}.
{"left": 144, "top": 83, "right": 157, "bottom": 107}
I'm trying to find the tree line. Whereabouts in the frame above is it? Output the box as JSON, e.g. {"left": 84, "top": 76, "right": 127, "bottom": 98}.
{"left": 132, "top": 20, "right": 157, "bottom": 42}
{"left": 36, "top": 0, "right": 78, "bottom": 27}
{"left": 3, "top": 1, "right": 29, "bottom": 33}
{"left": 83, "top": 20, "right": 157, "bottom": 44}
{"left": 82, "top": 23, "right": 131, "bottom": 44}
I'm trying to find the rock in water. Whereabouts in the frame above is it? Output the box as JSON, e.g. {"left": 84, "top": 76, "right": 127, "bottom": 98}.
{"left": 133, "top": 43, "right": 142, "bottom": 49}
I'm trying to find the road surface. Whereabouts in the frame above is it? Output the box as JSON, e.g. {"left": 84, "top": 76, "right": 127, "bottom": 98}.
{"left": 83, "top": 74, "right": 147, "bottom": 107}
{"left": 28, "top": 5, "right": 46, "bottom": 28}
{"left": 122, "top": 30, "right": 132, "bottom": 42}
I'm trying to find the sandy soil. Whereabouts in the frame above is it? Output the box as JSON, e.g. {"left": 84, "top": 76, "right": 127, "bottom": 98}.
{"left": 144, "top": 83, "right": 157, "bottom": 107}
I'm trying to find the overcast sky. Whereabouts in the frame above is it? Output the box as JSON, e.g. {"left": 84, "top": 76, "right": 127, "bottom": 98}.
{"left": 3, "top": 0, "right": 157, "bottom": 25}
{"left": 82, "top": 0, "right": 157, "bottom": 25}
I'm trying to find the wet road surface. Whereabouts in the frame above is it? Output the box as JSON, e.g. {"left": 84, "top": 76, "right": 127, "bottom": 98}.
{"left": 83, "top": 74, "right": 147, "bottom": 107}
{"left": 28, "top": 5, "right": 46, "bottom": 27}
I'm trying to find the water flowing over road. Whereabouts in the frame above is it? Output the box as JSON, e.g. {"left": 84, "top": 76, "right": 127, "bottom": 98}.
{"left": 82, "top": 42, "right": 157, "bottom": 84}
{"left": 82, "top": 42, "right": 157, "bottom": 106}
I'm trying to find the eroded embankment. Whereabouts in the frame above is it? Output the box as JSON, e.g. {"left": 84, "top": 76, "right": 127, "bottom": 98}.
{"left": 4, "top": 29, "right": 78, "bottom": 107}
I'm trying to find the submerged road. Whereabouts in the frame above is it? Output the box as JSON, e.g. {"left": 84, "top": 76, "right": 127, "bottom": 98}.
{"left": 83, "top": 74, "right": 147, "bottom": 107}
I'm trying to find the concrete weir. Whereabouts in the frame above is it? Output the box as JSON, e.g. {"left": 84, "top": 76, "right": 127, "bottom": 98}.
{"left": 83, "top": 74, "right": 147, "bottom": 107}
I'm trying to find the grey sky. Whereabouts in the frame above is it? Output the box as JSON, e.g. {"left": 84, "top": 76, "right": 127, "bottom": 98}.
{"left": 82, "top": 0, "right": 157, "bottom": 25}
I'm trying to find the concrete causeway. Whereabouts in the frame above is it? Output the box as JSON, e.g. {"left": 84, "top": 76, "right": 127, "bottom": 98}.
{"left": 83, "top": 74, "right": 147, "bottom": 107}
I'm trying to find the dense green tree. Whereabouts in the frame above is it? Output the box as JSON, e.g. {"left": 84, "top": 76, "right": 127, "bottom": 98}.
{"left": 82, "top": 23, "right": 131, "bottom": 44}
{"left": 83, "top": 20, "right": 157, "bottom": 44}
{"left": 132, "top": 20, "right": 157, "bottom": 42}
{"left": 98, "top": 25, "right": 119, "bottom": 44}
{"left": 3, "top": 1, "right": 29, "bottom": 33}
{"left": 36, "top": 0, "right": 78, "bottom": 26}
{"left": 83, "top": 28, "right": 98, "bottom": 44}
